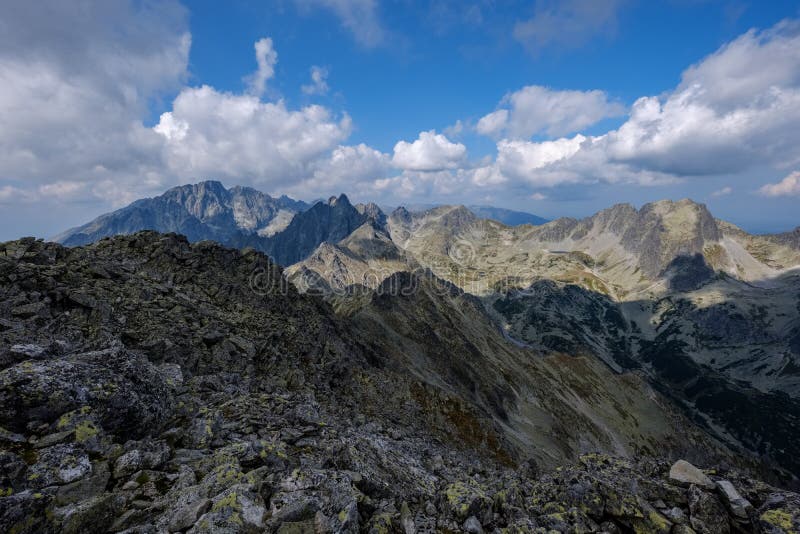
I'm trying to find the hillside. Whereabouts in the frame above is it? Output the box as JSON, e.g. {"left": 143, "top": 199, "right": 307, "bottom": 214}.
{"left": 2, "top": 233, "right": 799, "bottom": 532}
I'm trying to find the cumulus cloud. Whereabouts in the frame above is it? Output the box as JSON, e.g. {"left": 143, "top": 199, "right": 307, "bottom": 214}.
{"left": 294, "top": 0, "right": 384, "bottom": 47}
{"left": 514, "top": 0, "right": 626, "bottom": 55}
{"left": 0, "top": 2, "right": 380, "bottom": 223}
{"left": 374, "top": 169, "right": 473, "bottom": 199}
{"left": 495, "top": 136, "right": 588, "bottom": 186}
{"left": 604, "top": 21, "right": 800, "bottom": 176}
{"left": 0, "top": 0, "right": 190, "bottom": 206}
{"left": 154, "top": 86, "right": 352, "bottom": 186}
{"left": 475, "top": 110, "right": 509, "bottom": 137}
{"left": 471, "top": 19, "right": 800, "bottom": 191}
{"left": 288, "top": 143, "right": 390, "bottom": 197}
{"left": 392, "top": 130, "right": 467, "bottom": 171}
{"left": 759, "top": 171, "right": 800, "bottom": 197}
{"left": 477, "top": 86, "right": 624, "bottom": 138}
{"left": 246, "top": 38, "right": 278, "bottom": 96}
{"left": 302, "top": 66, "right": 330, "bottom": 95}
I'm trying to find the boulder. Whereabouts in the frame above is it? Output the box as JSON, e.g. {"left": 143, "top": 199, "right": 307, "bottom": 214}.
{"left": 25, "top": 443, "right": 91, "bottom": 489}
{"left": 113, "top": 440, "right": 171, "bottom": 480}
{"left": 0, "top": 347, "right": 174, "bottom": 439}
{"left": 463, "top": 515, "right": 484, "bottom": 533}
{"left": 669, "top": 460, "right": 715, "bottom": 490}
{"left": 191, "top": 484, "right": 267, "bottom": 533}
{"left": 715, "top": 480, "right": 752, "bottom": 520}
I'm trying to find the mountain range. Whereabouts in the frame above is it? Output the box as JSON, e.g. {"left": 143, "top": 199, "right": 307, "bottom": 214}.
{"left": 2, "top": 180, "right": 800, "bottom": 532}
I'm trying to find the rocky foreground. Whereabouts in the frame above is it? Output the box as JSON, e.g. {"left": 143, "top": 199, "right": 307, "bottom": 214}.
{"left": 1, "top": 234, "right": 799, "bottom": 533}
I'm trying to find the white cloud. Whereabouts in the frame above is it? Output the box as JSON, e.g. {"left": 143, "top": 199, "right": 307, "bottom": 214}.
{"left": 0, "top": 0, "right": 190, "bottom": 207}
{"left": 0, "top": 2, "right": 382, "bottom": 222}
{"left": 373, "top": 175, "right": 416, "bottom": 197}
{"left": 0, "top": 185, "right": 35, "bottom": 204}
{"left": 38, "top": 181, "right": 87, "bottom": 199}
{"left": 530, "top": 192, "right": 547, "bottom": 200}
{"left": 302, "top": 66, "right": 330, "bottom": 95}
{"left": 493, "top": 136, "right": 588, "bottom": 187}
{"left": 475, "top": 110, "right": 509, "bottom": 137}
{"left": 392, "top": 130, "right": 467, "bottom": 171}
{"left": 514, "top": 0, "right": 626, "bottom": 55}
{"left": 287, "top": 143, "right": 390, "bottom": 197}
{"left": 679, "top": 20, "right": 800, "bottom": 111}
{"left": 294, "top": 0, "right": 384, "bottom": 47}
{"left": 759, "top": 171, "right": 800, "bottom": 197}
{"left": 470, "top": 165, "right": 507, "bottom": 187}
{"left": 603, "top": 21, "right": 800, "bottom": 176}
{"left": 468, "top": 19, "right": 800, "bottom": 192}
{"left": 154, "top": 85, "right": 352, "bottom": 187}
{"left": 711, "top": 186, "right": 733, "bottom": 197}
{"left": 477, "top": 86, "right": 624, "bottom": 138}
{"left": 246, "top": 37, "right": 278, "bottom": 96}
{"left": 443, "top": 119, "right": 465, "bottom": 138}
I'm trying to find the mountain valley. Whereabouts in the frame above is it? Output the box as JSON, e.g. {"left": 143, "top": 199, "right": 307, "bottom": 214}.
{"left": 2, "top": 181, "right": 800, "bottom": 532}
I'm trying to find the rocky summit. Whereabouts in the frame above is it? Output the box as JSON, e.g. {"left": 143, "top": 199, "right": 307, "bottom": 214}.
{"left": 0, "top": 230, "right": 799, "bottom": 533}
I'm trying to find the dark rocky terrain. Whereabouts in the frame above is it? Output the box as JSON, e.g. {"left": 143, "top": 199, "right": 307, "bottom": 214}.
{"left": 2, "top": 233, "right": 800, "bottom": 533}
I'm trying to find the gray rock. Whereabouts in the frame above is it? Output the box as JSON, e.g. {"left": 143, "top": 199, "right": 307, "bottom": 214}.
{"left": 0, "top": 426, "right": 26, "bottom": 445}
{"left": 401, "top": 501, "right": 415, "bottom": 534}
{"left": 167, "top": 492, "right": 211, "bottom": 532}
{"left": 55, "top": 180, "right": 309, "bottom": 253}
{"left": 664, "top": 506, "right": 687, "bottom": 524}
{"left": 599, "top": 520, "right": 622, "bottom": 533}
{"left": 0, "top": 451, "right": 27, "bottom": 491}
{"left": 55, "top": 461, "right": 110, "bottom": 505}
{"left": 26, "top": 443, "right": 91, "bottom": 489}
{"left": 9, "top": 344, "right": 46, "bottom": 358}
{"left": 669, "top": 460, "right": 715, "bottom": 490}
{"left": 54, "top": 493, "right": 124, "bottom": 534}
{"left": 0, "top": 347, "right": 175, "bottom": 440}
{"left": 463, "top": 515, "right": 484, "bottom": 533}
{"left": 688, "top": 485, "right": 730, "bottom": 534}
{"left": 113, "top": 440, "right": 171, "bottom": 480}
{"left": 191, "top": 484, "right": 266, "bottom": 533}
{"left": 0, "top": 489, "right": 55, "bottom": 534}
{"left": 159, "top": 363, "right": 184, "bottom": 388}
{"left": 715, "top": 479, "right": 752, "bottom": 519}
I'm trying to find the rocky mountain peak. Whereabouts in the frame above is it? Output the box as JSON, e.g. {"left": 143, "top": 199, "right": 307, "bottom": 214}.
{"left": 161, "top": 180, "right": 232, "bottom": 222}
{"left": 390, "top": 206, "right": 412, "bottom": 224}
{"left": 262, "top": 192, "right": 369, "bottom": 265}
{"left": 327, "top": 193, "right": 351, "bottom": 207}
{"left": 355, "top": 202, "right": 388, "bottom": 230}
{"left": 54, "top": 181, "right": 310, "bottom": 249}
{"left": 579, "top": 198, "right": 724, "bottom": 279}
{"left": 438, "top": 205, "right": 479, "bottom": 229}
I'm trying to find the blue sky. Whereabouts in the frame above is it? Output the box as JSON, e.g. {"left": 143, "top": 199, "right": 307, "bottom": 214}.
{"left": 1, "top": 0, "right": 800, "bottom": 239}
{"left": 185, "top": 1, "right": 795, "bottom": 152}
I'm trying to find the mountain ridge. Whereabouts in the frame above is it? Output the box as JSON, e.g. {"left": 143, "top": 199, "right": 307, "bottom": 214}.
{"left": 3, "top": 231, "right": 800, "bottom": 532}
{"left": 54, "top": 180, "right": 311, "bottom": 247}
